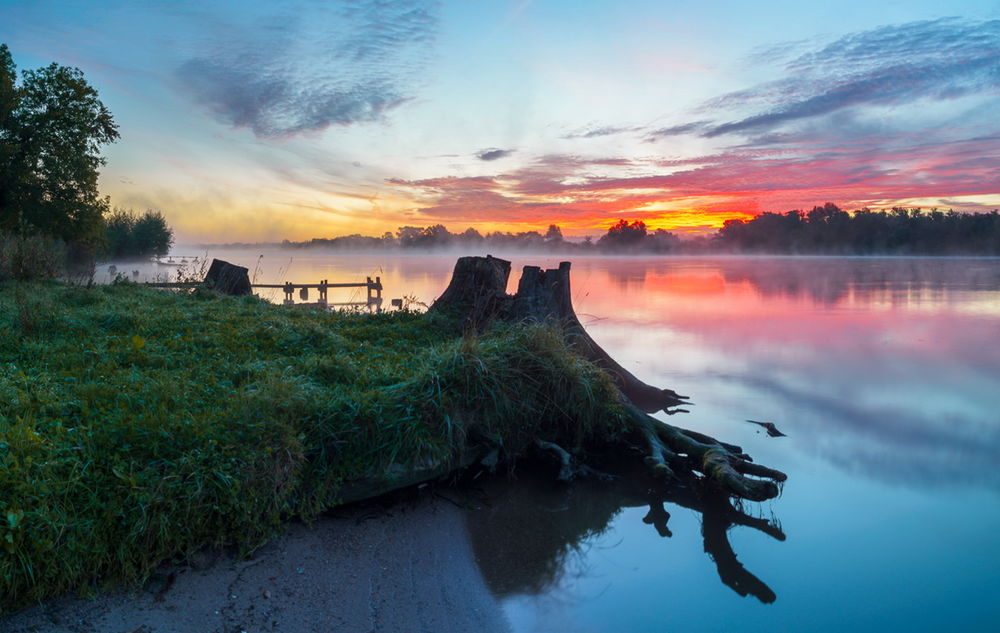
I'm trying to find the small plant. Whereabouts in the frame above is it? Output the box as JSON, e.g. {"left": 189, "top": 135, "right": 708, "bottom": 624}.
{"left": 251, "top": 254, "right": 264, "bottom": 284}
{"left": 12, "top": 284, "right": 39, "bottom": 334}
{"left": 171, "top": 255, "right": 209, "bottom": 293}
{"left": 401, "top": 294, "right": 429, "bottom": 311}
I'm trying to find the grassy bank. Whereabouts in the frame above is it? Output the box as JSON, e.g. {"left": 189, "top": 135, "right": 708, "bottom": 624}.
{"left": 0, "top": 281, "right": 625, "bottom": 614}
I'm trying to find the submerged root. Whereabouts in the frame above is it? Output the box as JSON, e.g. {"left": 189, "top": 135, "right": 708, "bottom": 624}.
{"left": 534, "top": 439, "right": 613, "bottom": 482}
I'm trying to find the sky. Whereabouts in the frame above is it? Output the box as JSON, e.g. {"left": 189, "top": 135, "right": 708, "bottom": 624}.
{"left": 2, "top": 0, "right": 999, "bottom": 243}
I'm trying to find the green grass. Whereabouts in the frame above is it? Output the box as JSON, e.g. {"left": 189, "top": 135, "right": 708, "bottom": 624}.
{"left": 0, "top": 281, "right": 625, "bottom": 613}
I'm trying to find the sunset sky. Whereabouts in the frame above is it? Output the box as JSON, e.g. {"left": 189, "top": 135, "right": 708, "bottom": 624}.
{"left": 3, "top": 1, "right": 998, "bottom": 243}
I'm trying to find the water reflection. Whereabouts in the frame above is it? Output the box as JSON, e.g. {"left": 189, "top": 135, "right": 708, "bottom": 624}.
{"left": 463, "top": 469, "right": 785, "bottom": 606}
{"left": 715, "top": 257, "right": 1000, "bottom": 306}
{"left": 561, "top": 257, "right": 1000, "bottom": 494}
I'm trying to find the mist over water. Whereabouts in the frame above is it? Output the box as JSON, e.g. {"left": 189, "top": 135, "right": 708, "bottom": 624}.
{"left": 120, "top": 249, "right": 1000, "bottom": 631}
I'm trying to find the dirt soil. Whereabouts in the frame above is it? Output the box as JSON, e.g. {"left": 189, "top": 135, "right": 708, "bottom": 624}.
{"left": 4, "top": 494, "right": 511, "bottom": 633}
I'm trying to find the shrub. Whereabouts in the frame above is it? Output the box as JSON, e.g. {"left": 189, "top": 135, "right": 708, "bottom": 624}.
{"left": 0, "top": 233, "right": 66, "bottom": 281}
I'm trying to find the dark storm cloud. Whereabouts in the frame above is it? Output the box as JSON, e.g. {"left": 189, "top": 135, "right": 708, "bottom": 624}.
{"left": 174, "top": 0, "right": 438, "bottom": 138}
{"left": 476, "top": 148, "right": 514, "bottom": 161}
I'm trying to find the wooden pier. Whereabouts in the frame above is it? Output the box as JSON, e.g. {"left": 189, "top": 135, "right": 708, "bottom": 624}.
{"left": 152, "top": 255, "right": 202, "bottom": 266}
{"left": 144, "top": 276, "right": 384, "bottom": 310}
{"left": 254, "top": 277, "right": 383, "bottom": 308}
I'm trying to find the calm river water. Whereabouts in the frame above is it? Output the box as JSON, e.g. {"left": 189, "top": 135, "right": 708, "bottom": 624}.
{"left": 140, "top": 250, "right": 1000, "bottom": 632}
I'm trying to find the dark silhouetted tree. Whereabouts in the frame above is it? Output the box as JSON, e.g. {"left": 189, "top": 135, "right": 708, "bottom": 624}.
{"left": 545, "top": 224, "right": 563, "bottom": 243}
{"left": 103, "top": 206, "right": 136, "bottom": 257}
{"left": 459, "top": 227, "right": 485, "bottom": 245}
{"left": 649, "top": 228, "right": 681, "bottom": 252}
{"left": 598, "top": 219, "right": 648, "bottom": 251}
{"left": 132, "top": 209, "right": 173, "bottom": 258}
{"left": 417, "top": 224, "right": 453, "bottom": 248}
{"left": 0, "top": 44, "right": 119, "bottom": 244}
{"left": 396, "top": 225, "right": 423, "bottom": 247}
{"left": 102, "top": 207, "right": 173, "bottom": 259}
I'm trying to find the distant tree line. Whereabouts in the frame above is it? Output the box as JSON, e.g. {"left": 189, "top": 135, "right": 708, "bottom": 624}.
{"left": 716, "top": 204, "right": 1000, "bottom": 255}
{"left": 284, "top": 205, "right": 1000, "bottom": 256}
{"left": 284, "top": 219, "right": 682, "bottom": 253}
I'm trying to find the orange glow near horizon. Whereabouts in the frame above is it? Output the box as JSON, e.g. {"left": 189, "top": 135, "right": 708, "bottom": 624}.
{"left": 414, "top": 197, "right": 761, "bottom": 239}
{"left": 159, "top": 188, "right": 992, "bottom": 244}
{"left": 137, "top": 156, "right": 1000, "bottom": 245}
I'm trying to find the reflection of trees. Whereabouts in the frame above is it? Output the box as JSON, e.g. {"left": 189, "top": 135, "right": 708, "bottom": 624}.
{"left": 607, "top": 266, "right": 648, "bottom": 289}
{"left": 717, "top": 257, "right": 1000, "bottom": 306}
{"left": 463, "top": 468, "right": 784, "bottom": 604}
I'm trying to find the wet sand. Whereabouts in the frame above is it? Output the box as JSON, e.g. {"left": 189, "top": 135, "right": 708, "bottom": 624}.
{"left": 5, "top": 495, "right": 510, "bottom": 633}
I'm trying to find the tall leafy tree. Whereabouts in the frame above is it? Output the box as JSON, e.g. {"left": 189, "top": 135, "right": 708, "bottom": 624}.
{"left": 131, "top": 209, "right": 173, "bottom": 258}
{"left": 0, "top": 45, "right": 19, "bottom": 218}
{"left": 102, "top": 207, "right": 173, "bottom": 259}
{"left": 0, "top": 44, "right": 119, "bottom": 243}
{"left": 544, "top": 224, "right": 563, "bottom": 243}
{"left": 598, "top": 219, "right": 648, "bottom": 251}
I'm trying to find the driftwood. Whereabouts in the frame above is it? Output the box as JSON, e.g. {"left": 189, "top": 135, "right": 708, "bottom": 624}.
{"left": 430, "top": 255, "right": 787, "bottom": 502}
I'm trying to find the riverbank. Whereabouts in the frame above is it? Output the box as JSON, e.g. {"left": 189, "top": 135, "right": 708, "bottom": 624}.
{"left": 4, "top": 492, "right": 510, "bottom": 633}
{"left": 0, "top": 280, "right": 623, "bottom": 614}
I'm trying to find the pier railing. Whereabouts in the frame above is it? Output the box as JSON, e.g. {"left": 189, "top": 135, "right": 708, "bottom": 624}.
{"left": 144, "top": 276, "right": 384, "bottom": 309}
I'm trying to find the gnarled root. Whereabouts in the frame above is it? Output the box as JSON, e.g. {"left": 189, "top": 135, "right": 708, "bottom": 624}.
{"left": 534, "top": 440, "right": 614, "bottom": 482}
{"left": 622, "top": 399, "right": 787, "bottom": 502}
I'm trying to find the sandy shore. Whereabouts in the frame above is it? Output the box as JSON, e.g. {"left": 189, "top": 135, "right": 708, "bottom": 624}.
{"left": 5, "top": 494, "right": 511, "bottom": 633}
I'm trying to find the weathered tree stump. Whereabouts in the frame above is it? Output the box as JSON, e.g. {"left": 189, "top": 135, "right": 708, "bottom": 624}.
{"left": 431, "top": 255, "right": 787, "bottom": 502}
{"left": 204, "top": 259, "right": 252, "bottom": 296}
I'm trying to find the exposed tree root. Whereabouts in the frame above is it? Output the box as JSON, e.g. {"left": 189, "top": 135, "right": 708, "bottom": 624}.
{"left": 623, "top": 399, "right": 786, "bottom": 501}
{"left": 533, "top": 439, "right": 614, "bottom": 483}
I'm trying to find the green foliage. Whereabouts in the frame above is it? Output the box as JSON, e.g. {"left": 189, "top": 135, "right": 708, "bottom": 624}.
{"left": 0, "top": 283, "right": 624, "bottom": 613}
{"left": 0, "top": 232, "right": 65, "bottom": 281}
{"left": 0, "top": 43, "right": 118, "bottom": 245}
{"left": 102, "top": 207, "right": 174, "bottom": 259}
